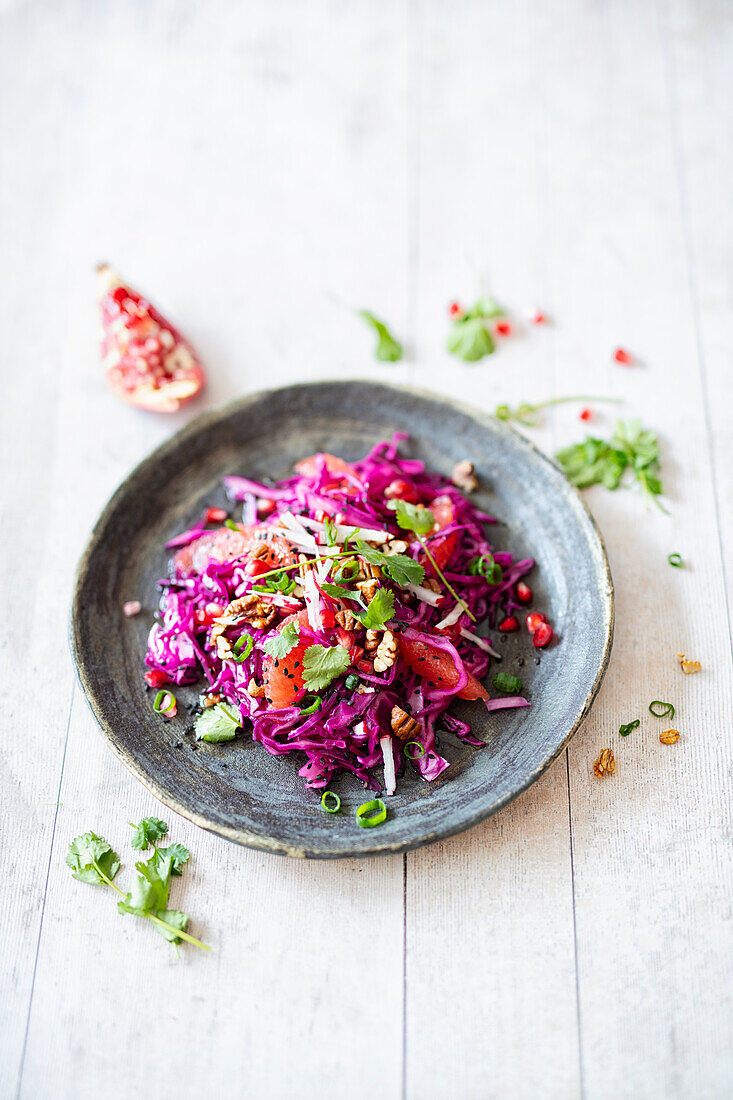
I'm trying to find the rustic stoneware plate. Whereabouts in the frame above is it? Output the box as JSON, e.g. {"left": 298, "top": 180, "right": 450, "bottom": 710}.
{"left": 71, "top": 381, "right": 613, "bottom": 858}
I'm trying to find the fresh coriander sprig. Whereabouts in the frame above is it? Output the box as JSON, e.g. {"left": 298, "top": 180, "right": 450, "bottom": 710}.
{"left": 386, "top": 499, "right": 475, "bottom": 621}
{"left": 66, "top": 827, "right": 208, "bottom": 951}
{"left": 555, "top": 419, "right": 666, "bottom": 511}
{"left": 446, "top": 297, "right": 503, "bottom": 362}
{"left": 358, "top": 310, "right": 403, "bottom": 362}
{"left": 495, "top": 395, "right": 622, "bottom": 426}
{"left": 263, "top": 619, "right": 301, "bottom": 659}
{"left": 302, "top": 644, "right": 351, "bottom": 691}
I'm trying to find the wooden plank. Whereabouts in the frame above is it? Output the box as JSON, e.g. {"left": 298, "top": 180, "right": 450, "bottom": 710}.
{"left": 7, "top": 1, "right": 409, "bottom": 1097}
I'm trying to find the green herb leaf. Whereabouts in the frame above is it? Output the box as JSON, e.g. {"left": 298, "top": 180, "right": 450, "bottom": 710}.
{"left": 355, "top": 587, "right": 395, "bottom": 630}
{"left": 66, "top": 832, "right": 121, "bottom": 885}
{"left": 150, "top": 909, "right": 191, "bottom": 945}
{"left": 262, "top": 619, "right": 301, "bottom": 659}
{"left": 302, "top": 644, "right": 351, "bottom": 691}
{"left": 492, "top": 672, "right": 523, "bottom": 695}
{"left": 555, "top": 419, "right": 665, "bottom": 509}
{"left": 130, "top": 817, "right": 168, "bottom": 851}
{"left": 352, "top": 539, "right": 425, "bottom": 587}
{"left": 320, "top": 582, "right": 365, "bottom": 606}
{"left": 446, "top": 316, "right": 495, "bottom": 362}
{"left": 358, "top": 310, "right": 403, "bottom": 363}
{"left": 386, "top": 498, "right": 435, "bottom": 538}
{"left": 194, "top": 702, "right": 241, "bottom": 743}
{"left": 152, "top": 843, "right": 190, "bottom": 877}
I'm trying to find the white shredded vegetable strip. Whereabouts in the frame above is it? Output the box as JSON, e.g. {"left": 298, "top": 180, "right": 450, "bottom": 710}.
{"left": 303, "top": 569, "right": 325, "bottom": 630}
{"left": 380, "top": 735, "right": 396, "bottom": 796}
{"left": 274, "top": 512, "right": 320, "bottom": 552}
{"left": 435, "top": 603, "right": 464, "bottom": 630}
{"left": 298, "top": 516, "right": 391, "bottom": 544}
{"left": 460, "top": 627, "right": 501, "bottom": 658}
{"left": 351, "top": 720, "right": 367, "bottom": 741}
{"left": 405, "top": 582, "right": 443, "bottom": 606}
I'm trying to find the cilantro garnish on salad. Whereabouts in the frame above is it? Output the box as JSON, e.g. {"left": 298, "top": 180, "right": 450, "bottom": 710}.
{"left": 142, "top": 437, "right": 548, "bottom": 799}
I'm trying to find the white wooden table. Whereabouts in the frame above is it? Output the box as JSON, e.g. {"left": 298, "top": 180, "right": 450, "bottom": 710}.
{"left": 2, "top": 2, "right": 732, "bottom": 1097}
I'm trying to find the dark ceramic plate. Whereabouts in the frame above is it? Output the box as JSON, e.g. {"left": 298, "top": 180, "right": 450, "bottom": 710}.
{"left": 71, "top": 382, "right": 613, "bottom": 857}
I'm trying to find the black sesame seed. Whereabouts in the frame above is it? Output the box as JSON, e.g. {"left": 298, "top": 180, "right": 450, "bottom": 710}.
{"left": 534, "top": 656, "right": 541, "bottom": 665}
{"left": 174, "top": 741, "right": 183, "bottom": 749}
{"left": 516, "top": 657, "right": 525, "bottom": 667}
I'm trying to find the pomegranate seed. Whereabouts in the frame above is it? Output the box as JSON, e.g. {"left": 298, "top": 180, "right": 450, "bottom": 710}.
{"left": 498, "top": 616, "right": 519, "bottom": 633}
{"left": 122, "top": 600, "right": 141, "bottom": 617}
{"left": 613, "top": 347, "right": 634, "bottom": 365}
{"left": 525, "top": 611, "right": 547, "bottom": 634}
{"left": 516, "top": 581, "right": 532, "bottom": 604}
{"left": 448, "top": 301, "right": 464, "bottom": 318}
{"left": 532, "top": 622, "right": 554, "bottom": 647}
{"left": 244, "top": 558, "right": 270, "bottom": 577}
{"left": 495, "top": 320, "right": 512, "bottom": 337}
{"left": 529, "top": 309, "right": 546, "bottom": 325}
{"left": 205, "top": 507, "right": 228, "bottom": 524}
{"left": 144, "top": 669, "right": 168, "bottom": 688}
{"left": 384, "top": 478, "right": 419, "bottom": 503}
{"left": 579, "top": 407, "right": 592, "bottom": 422}
{"left": 257, "top": 498, "right": 276, "bottom": 516}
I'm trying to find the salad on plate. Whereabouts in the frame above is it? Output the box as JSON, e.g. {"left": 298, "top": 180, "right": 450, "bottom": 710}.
{"left": 143, "top": 435, "right": 552, "bottom": 797}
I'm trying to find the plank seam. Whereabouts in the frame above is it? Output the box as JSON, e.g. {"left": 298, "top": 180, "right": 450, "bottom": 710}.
{"left": 14, "top": 682, "right": 75, "bottom": 1100}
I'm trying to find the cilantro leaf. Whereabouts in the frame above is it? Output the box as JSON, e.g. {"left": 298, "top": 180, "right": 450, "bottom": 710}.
{"left": 66, "top": 832, "right": 121, "bottom": 885}
{"left": 386, "top": 498, "right": 435, "bottom": 537}
{"left": 355, "top": 588, "right": 395, "bottom": 630}
{"left": 262, "top": 619, "right": 300, "bottom": 660}
{"left": 150, "top": 909, "right": 190, "bottom": 945}
{"left": 358, "top": 310, "right": 403, "bottom": 362}
{"left": 194, "top": 702, "right": 241, "bottom": 743}
{"left": 321, "top": 582, "right": 366, "bottom": 606}
{"left": 130, "top": 816, "right": 168, "bottom": 850}
{"left": 302, "top": 644, "right": 351, "bottom": 691}
{"left": 446, "top": 316, "right": 495, "bottom": 362}
{"left": 118, "top": 855, "right": 173, "bottom": 914}
{"left": 152, "top": 843, "right": 190, "bottom": 877}
{"left": 556, "top": 419, "right": 665, "bottom": 509}
{"left": 353, "top": 540, "right": 425, "bottom": 587}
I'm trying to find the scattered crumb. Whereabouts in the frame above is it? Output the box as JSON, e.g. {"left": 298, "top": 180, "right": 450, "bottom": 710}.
{"left": 123, "top": 600, "right": 142, "bottom": 617}
{"left": 677, "top": 652, "right": 702, "bottom": 674}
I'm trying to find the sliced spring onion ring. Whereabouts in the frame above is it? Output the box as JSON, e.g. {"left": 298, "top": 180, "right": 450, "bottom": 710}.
{"left": 344, "top": 673, "right": 359, "bottom": 690}
{"left": 668, "top": 553, "right": 684, "bottom": 568}
{"left": 493, "top": 672, "right": 523, "bottom": 695}
{"left": 468, "top": 553, "right": 503, "bottom": 585}
{"left": 619, "top": 719, "right": 640, "bottom": 737}
{"left": 649, "top": 700, "right": 675, "bottom": 719}
{"left": 404, "top": 741, "right": 426, "bottom": 760}
{"left": 334, "top": 561, "right": 360, "bottom": 584}
{"left": 232, "top": 634, "right": 254, "bottom": 662}
{"left": 153, "top": 689, "right": 176, "bottom": 714}
{"left": 224, "top": 519, "right": 240, "bottom": 531}
{"left": 321, "top": 790, "right": 341, "bottom": 813}
{"left": 299, "top": 694, "right": 322, "bottom": 716}
{"left": 356, "top": 798, "right": 387, "bottom": 828}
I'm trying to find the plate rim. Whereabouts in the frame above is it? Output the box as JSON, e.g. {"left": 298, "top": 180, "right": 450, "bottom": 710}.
{"left": 70, "top": 380, "right": 614, "bottom": 858}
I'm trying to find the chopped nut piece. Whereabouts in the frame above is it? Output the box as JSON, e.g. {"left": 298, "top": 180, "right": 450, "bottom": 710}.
{"left": 451, "top": 459, "right": 478, "bottom": 493}
{"left": 422, "top": 577, "right": 441, "bottom": 594}
{"left": 250, "top": 542, "right": 270, "bottom": 561}
{"left": 213, "top": 593, "right": 276, "bottom": 637}
{"left": 365, "top": 628, "right": 381, "bottom": 652}
{"left": 391, "top": 704, "right": 419, "bottom": 741}
{"left": 660, "top": 728, "right": 680, "bottom": 744}
{"left": 593, "top": 747, "right": 617, "bottom": 778}
{"left": 374, "top": 629, "right": 398, "bottom": 672}
{"left": 357, "top": 559, "right": 383, "bottom": 581}
{"left": 297, "top": 553, "right": 314, "bottom": 581}
{"left": 247, "top": 678, "right": 266, "bottom": 699}
{"left": 200, "top": 693, "right": 221, "bottom": 709}
{"left": 334, "top": 607, "right": 356, "bottom": 631}
{"left": 677, "top": 652, "right": 702, "bottom": 674}
{"left": 356, "top": 578, "right": 380, "bottom": 603}
{"left": 357, "top": 684, "right": 376, "bottom": 695}
{"left": 383, "top": 539, "right": 408, "bottom": 556}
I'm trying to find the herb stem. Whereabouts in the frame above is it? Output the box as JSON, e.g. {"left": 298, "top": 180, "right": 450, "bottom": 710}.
{"left": 92, "top": 860, "right": 125, "bottom": 896}
{"left": 418, "top": 538, "right": 476, "bottom": 622}
{"left": 147, "top": 914, "right": 210, "bottom": 951}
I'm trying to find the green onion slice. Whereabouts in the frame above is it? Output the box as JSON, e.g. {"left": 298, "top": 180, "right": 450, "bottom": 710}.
{"left": 468, "top": 553, "right": 503, "bottom": 585}
{"left": 493, "top": 672, "right": 523, "bottom": 695}
{"left": 649, "top": 700, "right": 675, "bottom": 719}
{"left": 334, "top": 561, "right": 360, "bottom": 584}
{"left": 619, "top": 719, "right": 640, "bottom": 737}
{"left": 344, "top": 673, "right": 359, "bottom": 690}
{"left": 668, "top": 553, "right": 684, "bottom": 568}
{"left": 321, "top": 790, "right": 341, "bottom": 814}
{"left": 404, "top": 741, "right": 426, "bottom": 760}
{"left": 299, "top": 694, "right": 322, "bottom": 716}
{"left": 232, "top": 634, "right": 254, "bottom": 662}
{"left": 224, "top": 519, "right": 240, "bottom": 531}
{"left": 356, "top": 798, "right": 387, "bottom": 828}
{"left": 153, "top": 689, "right": 176, "bottom": 714}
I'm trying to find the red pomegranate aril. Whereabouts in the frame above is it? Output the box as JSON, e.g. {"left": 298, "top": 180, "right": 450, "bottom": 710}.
{"left": 613, "top": 347, "right": 634, "bottom": 365}
{"left": 530, "top": 309, "right": 546, "bottom": 325}
{"left": 448, "top": 301, "right": 464, "bottom": 318}
{"left": 144, "top": 669, "right": 168, "bottom": 688}
{"left": 495, "top": 320, "right": 512, "bottom": 337}
{"left": 579, "top": 407, "right": 592, "bottom": 422}
{"left": 532, "top": 622, "right": 554, "bottom": 647}
{"left": 525, "top": 611, "right": 547, "bottom": 634}
{"left": 244, "top": 558, "right": 270, "bottom": 577}
{"left": 257, "top": 498, "right": 276, "bottom": 516}
{"left": 384, "top": 478, "right": 419, "bottom": 504}
{"left": 499, "top": 615, "right": 519, "bottom": 633}
{"left": 516, "top": 581, "right": 532, "bottom": 603}
{"left": 205, "top": 507, "right": 228, "bottom": 524}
